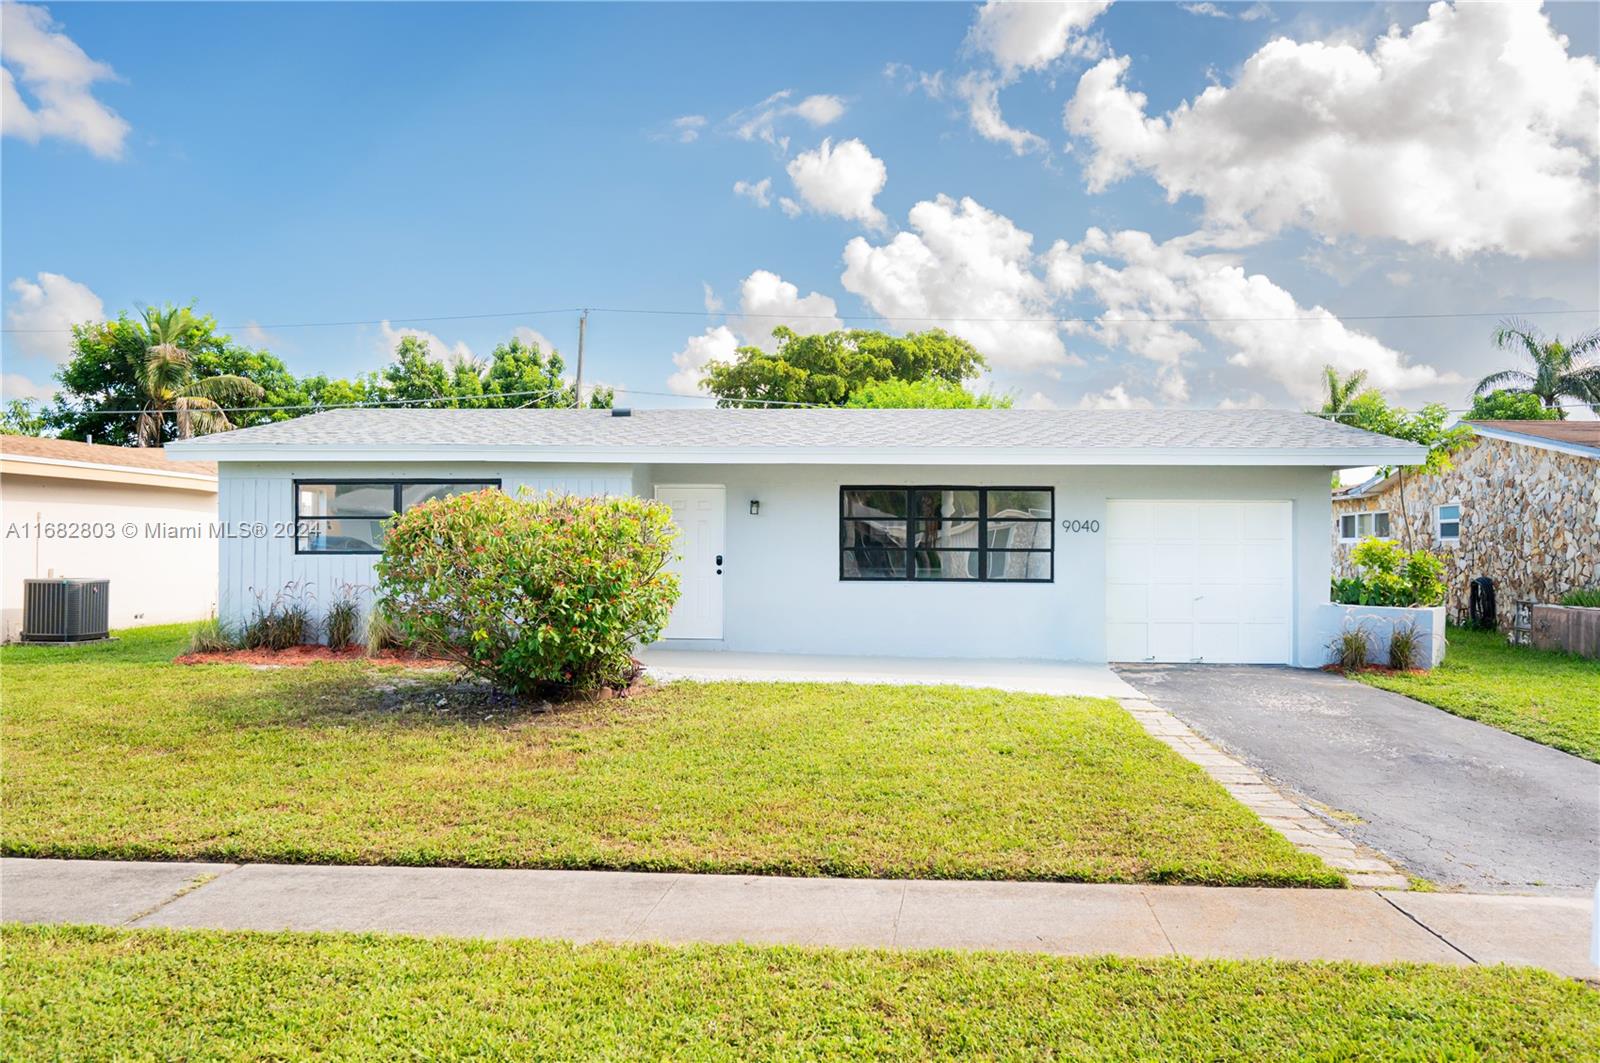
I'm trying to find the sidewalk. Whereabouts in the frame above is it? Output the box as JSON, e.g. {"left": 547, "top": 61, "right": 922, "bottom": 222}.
{"left": 3, "top": 858, "right": 1593, "bottom": 979}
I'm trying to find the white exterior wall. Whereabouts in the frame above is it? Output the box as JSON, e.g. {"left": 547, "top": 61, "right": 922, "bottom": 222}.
{"left": 2, "top": 475, "right": 219, "bottom": 640}
{"left": 215, "top": 461, "right": 630, "bottom": 630}
{"left": 638, "top": 463, "right": 1335, "bottom": 666}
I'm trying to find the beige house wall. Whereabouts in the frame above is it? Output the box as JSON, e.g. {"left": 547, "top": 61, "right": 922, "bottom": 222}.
{"left": 1331, "top": 436, "right": 1599, "bottom": 627}
{"left": 1, "top": 473, "right": 219, "bottom": 641}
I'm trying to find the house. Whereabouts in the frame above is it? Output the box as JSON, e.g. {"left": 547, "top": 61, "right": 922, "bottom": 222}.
{"left": 1, "top": 436, "right": 219, "bottom": 641}
{"left": 1333, "top": 419, "right": 1600, "bottom": 625}
{"left": 164, "top": 407, "right": 1424, "bottom": 667}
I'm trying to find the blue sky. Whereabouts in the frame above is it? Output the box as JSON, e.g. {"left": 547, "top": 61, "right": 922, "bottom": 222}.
{"left": 4, "top": 1, "right": 1597, "bottom": 414}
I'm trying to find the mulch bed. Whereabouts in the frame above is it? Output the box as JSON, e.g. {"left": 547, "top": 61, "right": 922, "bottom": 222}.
{"left": 174, "top": 646, "right": 451, "bottom": 668}
{"left": 1322, "top": 664, "right": 1426, "bottom": 676}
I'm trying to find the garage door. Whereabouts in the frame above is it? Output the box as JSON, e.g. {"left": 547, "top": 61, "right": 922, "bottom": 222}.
{"left": 1106, "top": 500, "right": 1293, "bottom": 664}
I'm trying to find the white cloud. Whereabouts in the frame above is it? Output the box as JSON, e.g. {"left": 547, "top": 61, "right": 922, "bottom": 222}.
{"left": 968, "top": 1, "right": 1112, "bottom": 77}
{"left": 732, "top": 269, "right": 841, "bottom": 350}
{"left": 793, "top": 94, "right": 846, "bottom": 126}
{"left": 378, "top": 321, "right": 474, "bottom": 366}
{"left": 785, "top": 138, "right": 888, "bottom": 230}
{"left": 841, "top": 194, "right": 1072, "bottom": 371}
{"left": 1020, "top": 390, "right": 1058, "bottom": 410}
{"left": 1077, "top": 384, "right": 1153, "bottom": 410}
{"left": 1181, "top": 2, "right": 1269, "bottom": 19}
{"left": 733, "top": 177, "right": 772, "bottom": 208}
{"left": 1065, "top": 3, "right": 1600, "bottom": 258}
{"left": 667, "top": 324, "right": 738, "bottom": 396}
{"left": 1238, "top": 3, "right": 1274, "bottom": 23}
{"left": 5, "top": 271, "right": 104, "bottom": 362}
{"left": 668, "top": 114, "right": 706, "bottom": 142}
{"left": 512, "top": 326, "right": 557, "bottom": 353}
{"left": 1218, "top": 392, "right": 1269, "bottom": 409}
{"left": 1, "top": 2, "right": 129, "bottom": 159}
{"left": 778, "top": 196, "right": 802, "bottom": 218}
{"left": 729, "top": 89, "right": 847, "bottom": 150}
{"left": 1048, "top": 227, "right": 1450, "bottom": 403}
{"left": 956, "top": 73, "right": 1048, "bottom": 156}
{"left": 1, "top": 372, "right": 55, "bottom": 401}
{"left": 1180, "top": 3, "right": 1229, "bottom": 18}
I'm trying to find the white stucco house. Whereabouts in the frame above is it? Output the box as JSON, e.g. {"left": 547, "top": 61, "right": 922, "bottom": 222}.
{"left": 165, "top": 407, "right": 1423, "bottom": 667}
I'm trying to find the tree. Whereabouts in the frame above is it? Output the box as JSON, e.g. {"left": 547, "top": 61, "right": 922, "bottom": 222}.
{"left": 1, "top": 399, "right": 48, "bottom": 436}
{"left": 1337, "top": 390, "right": 1473, "bottom": 550}
{"left": 1316, "top": 366, "right": 1374, "bottom": 419}
{"left": 1465, "top": 389, "right": 1564, "bottom": 421}
{"left": 844, "top": 378, "right": 1011, "bottom": 409}
{"left": 1474, "top": 319, "right": 1600, "bottom": 415}
{"left": 480, "top": 336, "right": 611, "bottom": 409}
{"left": 701, "top": 327, "right": 987, "bottom": 407}
{"left": 131, "top": 306, "right": 264, "bottom": 445}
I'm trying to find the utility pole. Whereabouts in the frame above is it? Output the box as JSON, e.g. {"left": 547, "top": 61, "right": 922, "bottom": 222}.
{"left": 574, "top": 309, "right": 588, "bottom": 408}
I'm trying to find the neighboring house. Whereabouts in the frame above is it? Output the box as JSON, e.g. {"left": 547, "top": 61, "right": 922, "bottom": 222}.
{"left": 1333, "top": 420, "right": 1600, "bottom": 625}
{"left": 165, "top": 408, "right": 1423, "bottom": 667}
{"left": 1, "top": 436, "right": 219, "bottom": 641}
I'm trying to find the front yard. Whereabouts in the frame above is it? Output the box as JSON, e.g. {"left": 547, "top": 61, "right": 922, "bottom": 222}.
{"left": 1, "top": 625, "right": 1334, "bottom": 886}
{"left": 1352, "top": 625, "right": 1600, "bottom": 762}
{"left": 6, "top": 925, "right": 1595, "bottom": 1059}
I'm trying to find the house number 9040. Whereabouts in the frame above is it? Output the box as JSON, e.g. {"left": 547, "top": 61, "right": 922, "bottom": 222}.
{"left": 1061, "top": 519, "right": 1101, "bottom": 533}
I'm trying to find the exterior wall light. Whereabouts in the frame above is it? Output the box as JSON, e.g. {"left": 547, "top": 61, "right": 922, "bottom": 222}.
{"left": 749, "top": 500, "right": 761, "bottom": 516}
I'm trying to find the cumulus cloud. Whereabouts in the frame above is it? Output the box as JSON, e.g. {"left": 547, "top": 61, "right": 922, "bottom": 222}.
{"left": 793, "top": 93, "right": 846, "bottom": 126}
{"left": 841, "top": 194, "right": 1072, "bottom": 371}
{"left": 1020, "top": 390, "right": 1059, "bottom": 410}
{"left": 1, "top": 2, "right": 129, "bottom": 159}
{"left": 1065, "top": 3, "right": 1600, "bottom": 258}
{"left": 1, "top": 372, "right": 55, "bottom": 401}
{"left": 956, "top": 73, "right": 1048, "bottom": 156}
{"left": 667, "top": 324, "right": 739, "bottom": 396}
{"left": 512, "top": 326, "right": 558, "bottom": 353}
{"left": 667, "top": 270, "right": 842, "bottom": 392}
{"left": 968, "top": 1, "right": 1113, "bottom": 77}
{"left": 5, "top": 271, "right": 104, "bottom": 362}
{"left": 1048, "top": 227, "right": 1449, "bottom": 403}
{"left": 728, "top": 89, "right": 847, "bottom": 150}
{"left": 1077, "top": 384, "right": 1153, "bottom": 410}
{"left": 733, "top": 177, "right": 772, "bottom": 208}
{"left": 378, "top": 321, "right": 474, "bottom": 365}
{"left": 785, "top": 138, "right": 888, "bottom": 230}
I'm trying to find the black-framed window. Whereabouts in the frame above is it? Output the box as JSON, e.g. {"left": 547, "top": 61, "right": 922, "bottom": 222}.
{"left": 294, "top": 479, "right": 500, "bottom": 554}
{"left": 840, "top": 486, "right": 1053, "bottom": 582}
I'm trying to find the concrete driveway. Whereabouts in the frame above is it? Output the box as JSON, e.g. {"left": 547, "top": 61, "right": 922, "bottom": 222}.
{"left": 1115, "top": 664, "right": 1600, "bottom": 895}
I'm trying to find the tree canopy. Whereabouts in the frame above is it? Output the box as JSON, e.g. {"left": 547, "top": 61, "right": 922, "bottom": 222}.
{"left": 700, "top": 327, "right": 989, "bottom": 407}
{"left": 1466, "top": 389, "right": 1564, "bottom": 421}
{"left": 1475, "top": 319, "right": 1600, "bottom": 414}
{"left": 1332, "top": 390, "right": 1472, "bottom": 476}
{"left": 844, "top": 378, "right": 1010, "bottom": 409}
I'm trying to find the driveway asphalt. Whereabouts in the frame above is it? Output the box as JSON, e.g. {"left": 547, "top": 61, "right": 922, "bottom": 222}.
{"left": 1115, "top": 665, "right": 1600, "bottom": 895}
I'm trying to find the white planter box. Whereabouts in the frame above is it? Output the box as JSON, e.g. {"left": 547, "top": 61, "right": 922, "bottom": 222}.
{"left": 1316, "top": 603, "right": 1448, "bottom": 670}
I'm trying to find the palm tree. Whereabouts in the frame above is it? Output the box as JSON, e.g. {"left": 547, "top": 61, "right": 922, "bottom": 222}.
{"left": 1474, "top": 319, "right": 1600, "bottom": 415}
{"left": 134, "top": 306, "right": 265, "bottom": 446}
{"left": 1316, "top": 365, "right": 1371, "bottom": 420}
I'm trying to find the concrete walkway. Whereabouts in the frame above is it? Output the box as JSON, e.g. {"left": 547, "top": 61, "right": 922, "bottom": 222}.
{"left": 637, "top": 649, "right": 1139, "bottom": 699}
{"left": 3, "top": 859, "right": 1593, "bottom": 979}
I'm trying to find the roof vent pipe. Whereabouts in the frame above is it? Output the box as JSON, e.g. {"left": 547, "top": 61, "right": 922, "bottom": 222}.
{"left": 611, "top": 408, "right": 632, "bottom": 417}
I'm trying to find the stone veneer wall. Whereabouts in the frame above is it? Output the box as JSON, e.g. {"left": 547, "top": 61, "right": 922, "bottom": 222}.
{"left": 1331, "top": 436, "right": 1600, "bottom": 628}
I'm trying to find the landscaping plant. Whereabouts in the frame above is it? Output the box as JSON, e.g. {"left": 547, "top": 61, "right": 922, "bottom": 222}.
{"left": 1387, "top": 622, "right": 1423, "bottom": 671}
{"left": 1559, "top": 588, "right": 1600, "bottom": 608}
{"left": 363, "top": 602, "right": 408, "bottom": 655}
{"left": 376, "top": 489, "right": 679, "bottom": 697}
{"left": 1331, "top": 538, "right": 1446, "bottom": 608}
{"left": 240, "top": 581, "right": 315, "bottom": 650}
{"left": 323, "top": 586, "right": 361, "bottom": 652}
{"left": 1329, "top": 624, "right": 1372, "bottom": 671}
{"left": 186, "top": 614, "right": 235, "bottom": 654}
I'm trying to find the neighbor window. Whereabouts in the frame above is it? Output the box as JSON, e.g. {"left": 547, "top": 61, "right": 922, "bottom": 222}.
{"left": 840, "top": 486, "right": 1053, "bottom": 582}
{"left": 1436, "top": 503, "right": 1462, "bottom": 543}
{"left": 295, "top": 480, "right": 499, "bottom": 554}
{"left": 1339, "top": 510, "right": 1391, "bottom": 542}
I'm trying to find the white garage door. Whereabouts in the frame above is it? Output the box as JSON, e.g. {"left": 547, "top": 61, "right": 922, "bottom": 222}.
{"left": 1106, "top": 500, "right": 1293, "bottom": 664}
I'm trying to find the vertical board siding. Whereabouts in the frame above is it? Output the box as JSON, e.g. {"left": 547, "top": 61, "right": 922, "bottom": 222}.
{"left": 217, "top": 463, "right": 632, "bottom": 635}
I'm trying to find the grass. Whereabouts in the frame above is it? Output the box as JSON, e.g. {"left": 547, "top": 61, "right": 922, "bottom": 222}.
{"left": 0, "top": 624, "right": 1335, "bottom": 886}
{"left": 5, "top": 925, "right": 1596, "bottom": 1060}
{"left": 1351, "top": 624, "right": 1600, "bottom": 762}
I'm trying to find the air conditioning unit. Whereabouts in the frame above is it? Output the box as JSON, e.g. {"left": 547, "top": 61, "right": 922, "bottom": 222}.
{"left": 22, "top": 579, "right": 110, "bottom": 643}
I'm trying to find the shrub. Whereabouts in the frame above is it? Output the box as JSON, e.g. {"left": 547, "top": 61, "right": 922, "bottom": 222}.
{"left": 364, "top": 602, "right": 409, "bottom": 655}
{"left": 187, "top": 614, "right": 236, "bottom": 654}
{"left": 1388, "top": 622, "right": 1423, "bottom": 670}
{"left": 1331, "top": 538, "right": 1447, "bottom": 608}
{"left": 375, "top": 489, "right": 679, "bottom": 696}
{"left": 1560, "top": 588, "right": 1600, "bottom": 608}
{"left": 324, "top": 586, "right": 361, "bottom": 652}
{"left": 1329, "top": 624, "right": 1371, "bottom": 671}
{"left": 241, "top": 581, "right": 316, "bottom": 650}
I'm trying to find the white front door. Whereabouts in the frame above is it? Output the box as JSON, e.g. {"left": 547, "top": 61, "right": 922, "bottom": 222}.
{"left": 1105, "top": 500, "right": 1294, "bottom": 664}
{"left": 655, "top": 485, "right": 725, "bottom": 639}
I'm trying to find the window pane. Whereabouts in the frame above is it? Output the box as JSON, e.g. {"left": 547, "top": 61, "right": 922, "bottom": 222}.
{"left": 843, "top": 547, "right": 906, "bottom": 579}
{"left": 1373, "top": 512, "right": 1391, "bottom": 538}
{"left": 1440, "top": 522, "right": 1460, "bottom": 538}
{"left": 1340, "top": 515, "right": 1356, "bottom": 538}
{"left": 912, "top": 489, "right": 980, "bottom": 519}
{"left": 843, "top": 489, "right": 907, "bottom": 518}
{"left": 987, "top": 490, "right": 1051, "bottom": 518}
{"left": 913, "top": 517, "right": 980, "bottom": 550}
{"left": 986, "top": 520, "right": 1050, "bottom": 550}
{"left": 402, "top": 482, "right": 495, "bottom": 510}
{"left": 298, "top": 518, "right": 385, "bottom": 553}
{"left": 987, "top": 551, "right": 1051, "bottom": 580}
{"left": 298, "top": 483, "right": 394, "bottom": 517}
{"left": 914, "top": 549, "right": 979, "bottom": 579}
{"left": 842, "top": 519, "right": 907, "bottom": 549}
{"left": 1439, "top": 504, "right": 1460, "bottom": 521}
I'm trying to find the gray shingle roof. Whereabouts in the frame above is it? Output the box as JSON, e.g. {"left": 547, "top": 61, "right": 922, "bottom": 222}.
{"left": 166, "top": 407, "right": 1420, "bottom": 461}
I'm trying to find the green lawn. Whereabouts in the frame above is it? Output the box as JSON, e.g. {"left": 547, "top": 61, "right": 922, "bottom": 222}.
{"left": 0, "top": 624, "right": 1335, "bottom": 886}
{"left": 5, "top": 925, "right": 1595, "bottom": 1060}
{"left": 1352, "top": 625, "right": 1600, "bottom": 762}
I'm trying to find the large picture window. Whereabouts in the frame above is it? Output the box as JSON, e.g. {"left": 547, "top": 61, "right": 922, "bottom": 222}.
{"left": 840, "top": 486, "right": 1053, "bottom": 582}
{"left": 294, "top": 479, "right": 499, "bottom": 554}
